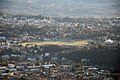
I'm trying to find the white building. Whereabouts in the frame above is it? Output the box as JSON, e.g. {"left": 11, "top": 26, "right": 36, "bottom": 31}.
{"left": 105, "top": 39, "right": 113, "bottom": 44}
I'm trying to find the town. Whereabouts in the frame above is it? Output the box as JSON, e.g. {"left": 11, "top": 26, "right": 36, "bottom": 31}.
{"left": 0, "top": 13, "right": 120, "bottom": 80}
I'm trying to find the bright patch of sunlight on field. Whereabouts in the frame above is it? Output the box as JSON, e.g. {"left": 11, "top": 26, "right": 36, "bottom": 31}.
{"left": 18, "top": 40, "right": 88, "bottom": 47}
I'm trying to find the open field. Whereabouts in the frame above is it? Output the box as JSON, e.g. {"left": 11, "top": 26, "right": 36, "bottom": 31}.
{"left": 18, "top": 40, "right": 88, "bottom": 47}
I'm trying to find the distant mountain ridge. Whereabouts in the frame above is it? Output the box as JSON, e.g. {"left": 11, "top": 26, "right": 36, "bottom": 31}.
{"left": 0, "top": 0, "right": 120, "bottom": 17}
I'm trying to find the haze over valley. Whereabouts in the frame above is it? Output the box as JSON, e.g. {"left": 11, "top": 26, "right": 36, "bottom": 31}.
{"left": 0, "top": 0, "right": 120, "bottom": 17}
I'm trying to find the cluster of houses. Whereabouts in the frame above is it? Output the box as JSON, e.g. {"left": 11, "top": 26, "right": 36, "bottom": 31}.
{"left": 0, "top": 60, "right": 113, "bottom": 80}
{"left": 0, "top": 38, "right": 117, "bottom": 80}
{"left": 1, "top": 15, "right": 119, "bottom": 41}
{"left": 0, "top": 52, "right": 76, "bottom": 80}
{"left": 75, "top": 65, "right": 113, "bottom": 80}
{"left": 0, "top": 14, "right": 120, "bottom": 79}
{"left": 0, "top": 55, "right": 113, "bottom": 80}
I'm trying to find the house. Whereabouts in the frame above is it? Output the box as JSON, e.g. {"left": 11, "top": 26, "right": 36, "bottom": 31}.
{"left": 42, "top": 64, "right": 55, "bottom": 68}
{"left": 1, "top": 55, "right": 9, "bottom": 60}
{"left": 27, "top": 58, "right": 36, "bottom": 62}
{"left": 8, "top": 64, "right": 15, "bottom": 68}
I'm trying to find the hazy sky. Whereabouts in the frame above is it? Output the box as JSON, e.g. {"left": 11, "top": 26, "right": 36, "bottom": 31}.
{"left": 0, "top": 0, "right": 120, "bottom": 17}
